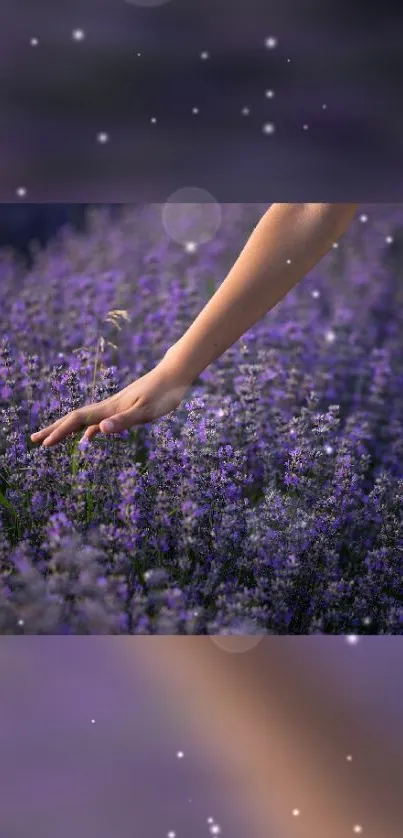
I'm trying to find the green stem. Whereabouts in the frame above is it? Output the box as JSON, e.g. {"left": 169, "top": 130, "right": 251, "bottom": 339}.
{"left": 91, "top": 338, "right": 101, "bottom": 402}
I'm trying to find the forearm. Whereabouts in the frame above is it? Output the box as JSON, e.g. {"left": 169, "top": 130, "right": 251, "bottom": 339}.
{"left": 168, "top": 203, "right": 358, "bottom": 382}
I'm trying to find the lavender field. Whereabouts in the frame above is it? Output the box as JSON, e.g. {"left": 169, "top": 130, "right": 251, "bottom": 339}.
{"left": 1, "top": 203, "right": 403, "bottom": 635}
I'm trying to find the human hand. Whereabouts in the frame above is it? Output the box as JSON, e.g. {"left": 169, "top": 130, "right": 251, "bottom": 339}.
{"left": 30, "top": 357, "right": 192, "bottom": 448}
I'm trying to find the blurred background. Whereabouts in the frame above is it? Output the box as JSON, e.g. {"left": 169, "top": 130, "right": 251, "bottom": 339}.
{"left": 0, "top": 204, "right": 90, "bottom": 263}
{"left": 0, "top": 636, "right": 402, "bottom": 838}
{"left": 0, "top": 0, "right": 402, "bottom": 200}
{"left": 1, "top": 202, "right": 403, "bottom": 271}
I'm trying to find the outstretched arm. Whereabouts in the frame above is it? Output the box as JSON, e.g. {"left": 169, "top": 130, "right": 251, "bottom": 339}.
{"left": 31, "top": 203, "right": 358, "bottom": 446}
{"left": 167, "top": 203, "right": 358, "bottom": 382}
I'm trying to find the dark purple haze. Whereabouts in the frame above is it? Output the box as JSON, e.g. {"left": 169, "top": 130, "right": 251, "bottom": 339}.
{"left": 0, "top": 0, "right": 402, "bottom": 200}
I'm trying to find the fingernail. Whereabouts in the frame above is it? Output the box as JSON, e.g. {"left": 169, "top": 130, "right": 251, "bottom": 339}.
{"left": 102, "top": 420, "right": 114, "bottom": 432}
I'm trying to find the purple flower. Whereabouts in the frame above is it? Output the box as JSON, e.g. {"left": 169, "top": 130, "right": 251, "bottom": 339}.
{"left": 2, "top": 203, "right": 403, "bottom": 633}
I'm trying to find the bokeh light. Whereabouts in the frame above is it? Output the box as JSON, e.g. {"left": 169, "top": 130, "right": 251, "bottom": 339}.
{"left": 162, "top": 187, "right": 222, "bottom": 247}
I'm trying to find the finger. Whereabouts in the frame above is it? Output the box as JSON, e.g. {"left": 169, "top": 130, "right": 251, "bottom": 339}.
{"left": 30, "top": 402, "right": 104, "bottom": 444}
{"left": 31, "top": 417, "right": 65, "bottom": 443}
{"left": 83, "top": 424, "right": 101, "bottom": 442}
{"left": 99, "top": 401, "right": 145, "bottom": 434}
{"left": 42, "top": 402, "right": 116, "bottom": 448}
{"left": 42, "top": 410, "right": 90, "bottom": 447}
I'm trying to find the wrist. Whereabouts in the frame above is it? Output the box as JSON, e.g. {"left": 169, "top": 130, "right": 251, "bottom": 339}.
{"left": 161, "top": 343, "right": 196, "bottom": 385}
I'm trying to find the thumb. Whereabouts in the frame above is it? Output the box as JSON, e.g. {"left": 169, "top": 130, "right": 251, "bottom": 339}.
{"left": 100, "top": 404, "right": 144, "bottom": 434}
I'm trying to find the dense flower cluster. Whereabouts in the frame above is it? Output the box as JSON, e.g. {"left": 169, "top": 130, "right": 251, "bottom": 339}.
{"left": 1, "top": 203, "right": 403, "bottom": 634}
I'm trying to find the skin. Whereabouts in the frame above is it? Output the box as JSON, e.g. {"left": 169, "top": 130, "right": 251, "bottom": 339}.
{"left": 30, "top": 362, "right": 192, "bottom": 447}
{"left": 31, "top": 203, "right": 358, "bottom": 449}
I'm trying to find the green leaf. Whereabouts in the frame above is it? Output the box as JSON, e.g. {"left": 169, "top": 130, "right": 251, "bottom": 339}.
{"left": 0, "top": 489, "right": 18, "bottom": 515}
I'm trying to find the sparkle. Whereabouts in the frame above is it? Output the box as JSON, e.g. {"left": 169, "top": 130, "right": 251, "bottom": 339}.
{"left": 151, "top": 117, "right": 157, "bottom": 123}
{"left": 385, "top": 235, "right": 393, "bottom": 244}
{"left": 362, "top": 616, "right": 372, "bottom": 626}
{"left": 359, "top": 213, "right": 368, "bottom": 223}
{"left": 18, "top": 619, "right": 24, "bottom": 626}
{"left": 16, "top": 187, "right": 27, "bottom": 198}
{"left": 167, "top": 832, "right": 176, "bottom": 838}
{"left": 346, "top": 634, "right": 359, "bottom": 645}
{"left": 200, "top": 50, "right": 210, "bottom": 59}
{"left": 262, "top": 122, "right": 275, "bottom": 135}
{"left": 192, "top": 107, "right": 199, "bottom": 114}
{"left": 265, "top": 36, "right": 278, "bottom": 48}
{"left": 176, "top": 750, "right": 184, "bottom": 759}
{"left": 241, "top": 107, "right": 250, "bottom": 116}
{"left": 210, "top": 826, "right": 221, "bottom": 835}
{"left": 97, "top": 132, "right": 109, "bottom": 144}
{"left": 353, "top": 826, "right": 363, "bottom": 834}
{"left": 72, "top": 28, "right": 85, "bottom": 41}
{"left": 324, "top": 444, "right": 333, "bottom": 454}
{"left": 137, "top": 52, "right": 141, "bottom": 56}
{"left": 325, "top": 330, "right": 336, "bottom": 343}
{"left": 207, "top": 818, "right": 214, "bottom": 825}
{"left": 265, "top": 89, "right": 275, "bottom": 98}
{"left": 312, "top": 289, "right": 320, "bottom": 298}
{"left": 184, "top": 241, "right": 197, "bottom": 253}
{"left": 303, "top": 123, "right": 309, "bottom": 130}
{"left": 322, "top": 103, "right": 327, "bottom": 109}
{"left": 346, "top": 754, "right": 353, "bottom": 761}
{"left": 292, "top": 809, "right": 300, "bottom": 817}
{"left": 91, "top": 718, "right": 96, "bottom": 723}
{"left": 30, "top": 37, "right": 39, "bottom": 46}
{"left": 286, "top": 258, "right": 291, "bottom": 264}
{"left": 287, "top": 57, "right": 291, "bottom": 62}
{"left": 332, "top": 241, "right": 339, "bottom": 248}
